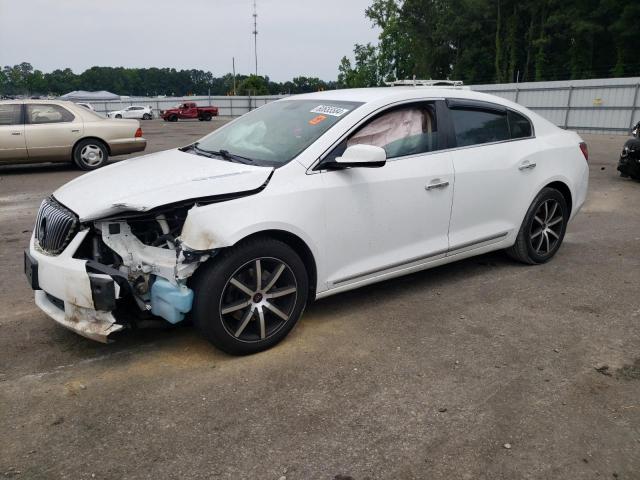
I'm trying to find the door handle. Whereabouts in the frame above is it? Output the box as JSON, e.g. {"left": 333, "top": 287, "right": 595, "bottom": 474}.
{"left": 425, "top": 180, "right": 450, "bottom": 190}
{"left": 11, "top": 131, "right": 21, "bottom": 136}
{"left": 519, "top": 161, "right": 537, "bottom": 170}
{"left": 71, "top": 129, "right": 80, "bottom": 133}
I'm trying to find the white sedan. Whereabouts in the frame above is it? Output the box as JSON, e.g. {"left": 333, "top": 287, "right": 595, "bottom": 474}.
{"left": 25, "top": 87, "right": 589, "bottom": 354}
{"left": 107, "top": 105, "right": 153, "bottom": 120}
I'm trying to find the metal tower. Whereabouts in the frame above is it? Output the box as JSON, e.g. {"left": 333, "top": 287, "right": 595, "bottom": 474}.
{"left": 252, "top": 0, "right": 258, "bottom": 76}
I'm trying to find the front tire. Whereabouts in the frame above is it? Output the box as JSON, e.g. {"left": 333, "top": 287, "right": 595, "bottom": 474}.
{"left": 72, "top": 139, "right": 109, "bottom": 170}
{"left": 192, "top": 238, "right": 308, "bottom": 355}
{"left": 115, "top": 114, "right": 122, "bottom": 119}
{"left": 168, "top": 114, "right": 178, "bottom": 122}
{"left": 507, "top": 188, "right": 569, "bottom": 264}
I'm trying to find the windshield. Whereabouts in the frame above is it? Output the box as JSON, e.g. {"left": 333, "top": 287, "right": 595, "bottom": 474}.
{"left": 194, "top": 99, "right": 362, "bottom": 166}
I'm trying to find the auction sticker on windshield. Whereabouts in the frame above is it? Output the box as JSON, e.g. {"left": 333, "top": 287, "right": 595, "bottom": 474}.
{"left": 310, "top": 105, "right": 350, "bottom": 117}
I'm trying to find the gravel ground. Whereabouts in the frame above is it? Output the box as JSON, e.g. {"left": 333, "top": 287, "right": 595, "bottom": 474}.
{"left": 0, "top": 123, "right": 638, "bottom": 480}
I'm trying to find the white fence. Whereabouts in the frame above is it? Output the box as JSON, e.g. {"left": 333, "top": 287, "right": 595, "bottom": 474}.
{"left": 91, "top": 95, "right": 286, "bottom": 117}
{"left": 472, "top": 77, "right": 640, "bottom": 135}
{"left": 89, "top": 77, "right": 640, "bottom": 134}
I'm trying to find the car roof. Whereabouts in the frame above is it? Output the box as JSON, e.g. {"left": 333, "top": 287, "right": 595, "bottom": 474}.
{"left": 290, "top": 86, "right": 471, "bottom": 102}
{"left": 285, "top": 86, "right": 525, "bottom": 111}
{"left": 0, "top": 99, "right": 78, "bottom": 105}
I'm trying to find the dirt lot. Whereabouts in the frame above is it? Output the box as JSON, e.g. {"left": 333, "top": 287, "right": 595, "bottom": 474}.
{"left": 0, "top": 121, "right": 639, "bottom": 480}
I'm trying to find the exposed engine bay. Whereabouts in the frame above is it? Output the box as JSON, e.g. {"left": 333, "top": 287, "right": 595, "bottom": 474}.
{"left": 75, "top": 205, "right": 212, "bottom": 329}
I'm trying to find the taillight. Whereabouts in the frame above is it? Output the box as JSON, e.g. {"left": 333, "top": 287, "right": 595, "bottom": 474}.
{"left": 579, "top": 142, "right": 588, "bottom": 162}
{"left": 135, "top": 127, "right": 143, "bottom": 138}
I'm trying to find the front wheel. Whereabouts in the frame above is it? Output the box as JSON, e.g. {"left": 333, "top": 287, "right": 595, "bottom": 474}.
{"left": 72, "top": 139, "right": 109, "bottom": 170}
{"left": 191, "top": 238, "right": 308, "bottom": 355}
{"left": 168, "top": 114, "right": 178, "bottom": 122}
{"left": 506, "top": 187, "right": 569, "bottom": 264}
{"left": 115, "top": 114, "right": 122, "bottom": 119}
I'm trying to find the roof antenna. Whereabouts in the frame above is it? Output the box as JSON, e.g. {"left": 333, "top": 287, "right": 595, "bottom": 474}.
{"left": 252, "top": 0, "right": 258, "bottom": 76}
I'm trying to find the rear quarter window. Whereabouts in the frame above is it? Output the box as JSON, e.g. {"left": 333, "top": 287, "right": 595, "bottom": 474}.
{"left": 508, "top": 110, "right": 533, "bottom": 138}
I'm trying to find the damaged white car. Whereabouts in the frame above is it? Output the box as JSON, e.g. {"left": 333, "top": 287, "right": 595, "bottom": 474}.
{"left": 25, "top": 87, "right": 589, "bottom": 354}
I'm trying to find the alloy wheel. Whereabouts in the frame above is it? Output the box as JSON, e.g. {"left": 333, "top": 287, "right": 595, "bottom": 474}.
{"left": 529, "top": 199, "right": 564, "bottom": 255}
{"left": 219, "top": 257, "right": 298, "bottom": 342}
{"left": 80, "top": 144, "right": 104, "bottom": 166}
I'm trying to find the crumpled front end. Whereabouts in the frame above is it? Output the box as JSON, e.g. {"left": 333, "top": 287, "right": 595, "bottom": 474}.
{"left": 26, "top": 197, "right": 211, "bottom": 343}
{"left": 618, "top": 138, "right": 640, "bottom": 179}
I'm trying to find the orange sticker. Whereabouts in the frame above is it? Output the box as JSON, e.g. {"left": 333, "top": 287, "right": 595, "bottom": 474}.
{"left": 309, "top": 114, "right": 327, "bottom": 125}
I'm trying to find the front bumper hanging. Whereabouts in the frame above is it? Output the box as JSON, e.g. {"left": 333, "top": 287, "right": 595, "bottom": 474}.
{"left": 24, "top": 231, "right": 125, "bottom": 343}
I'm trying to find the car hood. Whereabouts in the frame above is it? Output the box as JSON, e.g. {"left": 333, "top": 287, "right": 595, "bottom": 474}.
{"left": 54, "top": 149, "right": 274, "bottom": 221}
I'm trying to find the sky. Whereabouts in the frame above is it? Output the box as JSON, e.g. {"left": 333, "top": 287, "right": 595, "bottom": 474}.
{"left": 0, "top": 0, "right": 380, "bottom": 82}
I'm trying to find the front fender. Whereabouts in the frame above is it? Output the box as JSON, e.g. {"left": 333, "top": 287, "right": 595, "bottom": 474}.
{"left": 181, "top": 209, "right": 320, "bottom": 260}
{"left": 178, "top": 175, "right": 325, "bottom": 286}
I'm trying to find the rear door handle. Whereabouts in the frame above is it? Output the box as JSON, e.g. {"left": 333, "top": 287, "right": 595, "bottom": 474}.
{"left": 425, "top": 180, "right": 450, "bottom": 190}
{"left": 11, "top": 131, "right": 21, "bottom": 136}
{"left": 519, "top": 161, "right": 536, "bottom": 170}
{"left": 71, "top": 129, "right": 80, "bottom": 133}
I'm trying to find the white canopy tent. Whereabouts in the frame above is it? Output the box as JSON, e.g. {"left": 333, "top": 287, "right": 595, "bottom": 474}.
{"left": 59, "top": 90, "right": 120, "bottom": 101}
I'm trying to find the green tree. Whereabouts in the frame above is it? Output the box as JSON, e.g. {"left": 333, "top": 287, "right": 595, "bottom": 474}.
{"left": 237, "top": 75, "right": 270, "bottom": 95}
{"left": 339, "top": 0, "right": 640, "bottom": 85}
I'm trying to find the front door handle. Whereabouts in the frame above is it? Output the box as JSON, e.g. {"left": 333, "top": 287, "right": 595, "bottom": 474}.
{"left": 71, "top": 129, "right": 80, "bottom": 133}
{"left": 11, "top": 131, "right": 21, "bottom": 136}
{"left": 519, "top": 161, "right": 537, "bottom": 171}
{"left": 425, "top": 180, "right": 450, "bottom": 190}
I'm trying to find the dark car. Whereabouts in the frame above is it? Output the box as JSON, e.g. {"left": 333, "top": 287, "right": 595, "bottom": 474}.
{"left": 618, "top": 121, "right": 640, "bottom": 181}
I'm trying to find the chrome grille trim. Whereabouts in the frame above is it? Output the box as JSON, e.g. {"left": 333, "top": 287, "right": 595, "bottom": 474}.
{"left": 34, "top": 197, "right": 79, "bottom": 255}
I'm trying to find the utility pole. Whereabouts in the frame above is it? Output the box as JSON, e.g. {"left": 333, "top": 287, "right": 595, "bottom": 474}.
{"left": 252, "top": 0, "right": 258, "bottom": 76}
{"left": 232, "top": 57, "right": 237, "bottom": 95}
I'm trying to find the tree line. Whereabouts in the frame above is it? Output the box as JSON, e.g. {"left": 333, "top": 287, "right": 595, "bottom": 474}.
{"left": 338, "top": 0, "right": 640, "bottom": 87}
{"left": 0, "top": 63, "right": 338, "bottom": 97}
{"left": 4, "top": 1, "right": 639, "bottom": 96}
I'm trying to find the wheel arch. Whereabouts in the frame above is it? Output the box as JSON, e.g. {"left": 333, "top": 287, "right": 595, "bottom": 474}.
{"left": 233, "top": 229, "right": 318, "bottom": 302}
{"left": 543, "top": 180, "right": 573, "bottom": 214}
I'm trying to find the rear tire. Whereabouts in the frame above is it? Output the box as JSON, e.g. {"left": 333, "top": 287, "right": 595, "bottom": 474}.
{"left": 191, "top": 238, "right": 308, "bottom": 355}
{"left": 200, "top": 113, "right": 212, "bottom": 121}
{"left": 506, "top": 188, "right": 569, "bottom": 265}
{"left": 72, "top": 139, "right": 109, "bottom": 170}
{"left": 142, "top": 113, "right": 151, "bottom": 120}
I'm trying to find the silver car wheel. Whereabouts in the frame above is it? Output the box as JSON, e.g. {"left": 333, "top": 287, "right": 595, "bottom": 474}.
{"left": 219, "top": 257, "right": 298, "bottom": 343}
{"left": 80, "top": 144, "right": 104, "bottom": 166}
{"left": 530, "top": 199, "right": 563, "bottom": 255}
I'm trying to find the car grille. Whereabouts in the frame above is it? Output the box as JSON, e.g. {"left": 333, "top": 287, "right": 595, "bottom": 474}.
{"left": 35, "top": 197, "right": 79, "bottom": 255}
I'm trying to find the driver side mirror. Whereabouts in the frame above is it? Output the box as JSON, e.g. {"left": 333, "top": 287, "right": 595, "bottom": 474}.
{"left": 323, "top": 144, "right": 386, "bottom": 170}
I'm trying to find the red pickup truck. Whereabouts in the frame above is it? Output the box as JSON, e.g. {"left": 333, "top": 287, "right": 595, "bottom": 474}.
{"left": 161, "top": 102, "right": 219, "bottom": 122}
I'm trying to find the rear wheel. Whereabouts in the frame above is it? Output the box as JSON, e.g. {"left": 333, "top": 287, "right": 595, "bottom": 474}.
{"left": 72, "top": 139, "right": 108, "bottom": 170}
{"left": 201, "top": 112, "right": 212, "bottom": 121}
{"left": 142, "top": 113, "right": 151, "bottom": 120}
{"left": 192, "top": 238, "right": 308, "bottom": 355}
{"left": 507, "top": 188, "right": 569, "bottom": 264}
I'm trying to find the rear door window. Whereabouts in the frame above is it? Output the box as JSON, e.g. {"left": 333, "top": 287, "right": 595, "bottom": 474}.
{"left": 0, "top": 104, "right": 22, "bottom": 125}
{"left": 450, "top": 108, "right": 510, "bottom": 147}
{"left": 26, "top": 104, "right": 75, "bottom": 124}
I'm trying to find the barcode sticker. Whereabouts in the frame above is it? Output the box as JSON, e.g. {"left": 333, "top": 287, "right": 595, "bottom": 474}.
{"left": 310, "top": 105, "right": 349, "bottom": 117}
